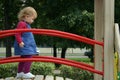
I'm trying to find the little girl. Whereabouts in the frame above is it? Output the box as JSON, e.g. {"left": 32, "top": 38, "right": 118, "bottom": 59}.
{"left": 14, "top": 7, "right": 38, "bottom": 79}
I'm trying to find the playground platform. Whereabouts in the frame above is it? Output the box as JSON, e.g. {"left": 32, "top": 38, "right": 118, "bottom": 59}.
{"left": 0, "top": 75, "right": 72, "bottom": 80}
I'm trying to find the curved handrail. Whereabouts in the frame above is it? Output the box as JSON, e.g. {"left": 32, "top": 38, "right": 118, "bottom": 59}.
{"left": 0, "top": 29, "right": 104, "bottom": 76}
{"left": 0, "top": 56, "right": 94, "bottom": 68}
{"left": 0, "top": 29, "right": 104, "bottom": 46}
{"left": 0, "top": 56, "right": 103, "bottom": 75}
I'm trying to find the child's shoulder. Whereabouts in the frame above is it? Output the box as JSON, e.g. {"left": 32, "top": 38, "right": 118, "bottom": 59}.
{"left": 18, "top": 21, "right": 26, "bottom": 25}
{"left": 16, "top": 21, "right": 27, "bottom": 28}
{"left": 17, "top": 21, "right": 27, "bottom": 27}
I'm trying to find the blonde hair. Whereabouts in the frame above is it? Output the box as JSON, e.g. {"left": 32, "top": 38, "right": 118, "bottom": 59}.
{"left": 18, "top": 7, "right": 37, "bottom": 21}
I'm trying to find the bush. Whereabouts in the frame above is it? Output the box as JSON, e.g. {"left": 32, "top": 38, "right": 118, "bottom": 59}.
{"left": 0, "top": 62, "right": 55, "bottom": 78}
{"left": 59, "top": 65, "right": 93, "bottom": 80}
{"left": 0, "top": 63, "right": 17, "bottom": 78}
{"left": 31, "top": 62, "right": 55, "bottom": 75}
{"left": 0, "top": 62, "right": 93, "bottom": 80}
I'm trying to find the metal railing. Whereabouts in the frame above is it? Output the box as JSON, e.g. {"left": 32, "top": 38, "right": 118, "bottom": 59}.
{"left": 0, "top": 29, "right": 104, "bottom": 75}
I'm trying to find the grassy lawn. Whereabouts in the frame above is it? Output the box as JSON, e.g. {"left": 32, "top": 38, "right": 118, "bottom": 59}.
{"left": 0, "top": 53, "right": 91, "bottom": 63}
{"left": 0, "top": 53, "right": 84, "bottom": 56}
{"left": 0, "top": 53, "right": 5, "bottom": 56}
{"left": 68, "top": 58, "right": 90, "bottom": 62}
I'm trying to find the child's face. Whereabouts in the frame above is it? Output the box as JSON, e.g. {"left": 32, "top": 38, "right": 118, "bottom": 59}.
{"left": 24, "top": 15, "right": 35, "bottom": 24}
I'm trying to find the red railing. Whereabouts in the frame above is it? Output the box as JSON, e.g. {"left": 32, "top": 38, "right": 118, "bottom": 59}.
{"left": 0, "top": 29, "right": 104, "bottom": 75}
{"left": 0, "top": 29, "right": 104, "bottom": 46}
{"left": 0, "top": 56, "right": 103, "bottom": 75}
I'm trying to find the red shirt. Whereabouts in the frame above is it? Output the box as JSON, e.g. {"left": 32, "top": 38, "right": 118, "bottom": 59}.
{"left": 15, "top": 21, "right": 27, "bottom": 44}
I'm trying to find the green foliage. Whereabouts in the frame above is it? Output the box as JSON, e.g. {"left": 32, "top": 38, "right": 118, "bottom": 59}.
{"left": 0, "top": 0, "right": 94, "bottom": 49}
{"left": 0, "top": 63, "right": 17, "bottom": 78}
{"left": 68, "top": 58, "right": 91, "bottom": 62}
{"left": 0, "top": 62, "right": 55, "bottom": 78}
{"left": 37, "top": 0, "right": 94, "bottom": 49}
{"left": 59, "top": 65, "right": 93, "bottom": 80}
{"left": 31, "top": 62, "right": 55, "bottom": 75}
{"left": 115, "top": 0, "right": 120, "bottom": 24}
{"left": 0, "top": 62, "right": 94, "bottom": 80}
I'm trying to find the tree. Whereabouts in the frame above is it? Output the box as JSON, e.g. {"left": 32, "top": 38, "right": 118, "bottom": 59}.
{"left": 0, "top": 0, "right": 4, "bottom": 47}
{"left": 4, "top": 0, "right": 12, "bottom": 57}
{"left": 115, "top": 0, "right": 120, "bottom": 24}
{"left": 0, "top": 0, "right": 95, "bottom": 58}
{"left": 37, "top": 0, "right": 94, "bottom": 59}
{"left": 2, "top": 0, "right": 25, "bottom": 57}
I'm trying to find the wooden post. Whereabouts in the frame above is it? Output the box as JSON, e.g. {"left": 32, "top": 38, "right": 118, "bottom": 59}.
{"left": 94, "top": 0, "right": 104, "bottom": 80}
{"left": 103, "top": 0, "right": 114, "bottom": 80}
{"left": 94, "top": 0, "right": 114, "bottom": 80}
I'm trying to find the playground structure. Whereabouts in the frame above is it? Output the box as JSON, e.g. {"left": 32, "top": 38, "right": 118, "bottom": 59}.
{"left": 0, "top": 29, "right": 104, "bottom": 77}
{"left": 0, "top": 0, "right": 117, "bottom": 80}
{"left": 0, "top": 23, "right": 118, "bottom": 80}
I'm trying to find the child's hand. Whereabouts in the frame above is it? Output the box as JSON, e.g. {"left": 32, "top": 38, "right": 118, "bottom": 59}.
{"left": 19, "top": 42, "right": 24, "bottom": 47}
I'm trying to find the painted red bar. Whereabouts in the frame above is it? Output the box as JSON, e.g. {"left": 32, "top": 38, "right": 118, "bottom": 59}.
{"left": 0, "top": 29, "right": 104, "bottom": 46}
{"left": 0, "top": 57, "right": 103, "bottom": 75}
{"left": 0, "top": 56, "right": 94, "bottom": 68}
{"left": 0, "top": 29, "right": 104, "bottom": 76}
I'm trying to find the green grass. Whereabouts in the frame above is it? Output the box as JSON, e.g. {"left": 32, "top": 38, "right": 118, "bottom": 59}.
{"left": 0, "top": 52, "right": 84, "bottom": 56}
{"left": 0, "top": 53, "right": 91, "bottom": 63}
{"left": 68, "top": 58, "right": 90, "bottom": 62}
{"left": 39, "top": 53, "right": 84, "bottom": 56}
{"left": 0, "top": 53, "right": 5, "bottom": 56}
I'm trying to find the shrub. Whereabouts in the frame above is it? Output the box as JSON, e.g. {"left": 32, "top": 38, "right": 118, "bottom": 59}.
{"left": 31, "top": 62, "right": 55, "bottom": 75}
{"left": 0, "top": 62, "right": 55, "bottom": 78}
{"left": 0, "top": 63, "right": 17, "bottom": 78}
{"left": 59, "top": 65, "right": 93, "bottom": 80}
{"left": 0, "top": 62, "right": 93, "bottom": 80}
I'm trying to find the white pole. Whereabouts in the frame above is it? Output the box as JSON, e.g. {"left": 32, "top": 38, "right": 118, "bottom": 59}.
{"left": 94, "top": 0, "right": 104, "bottom": 79}
{"left": 104, "top": 0, "right": 114, "bottom": 80}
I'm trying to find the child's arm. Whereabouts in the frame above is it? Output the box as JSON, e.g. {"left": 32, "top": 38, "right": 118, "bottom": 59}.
{"left": 15, "top": 21, "right": 27, "bottom": 47}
